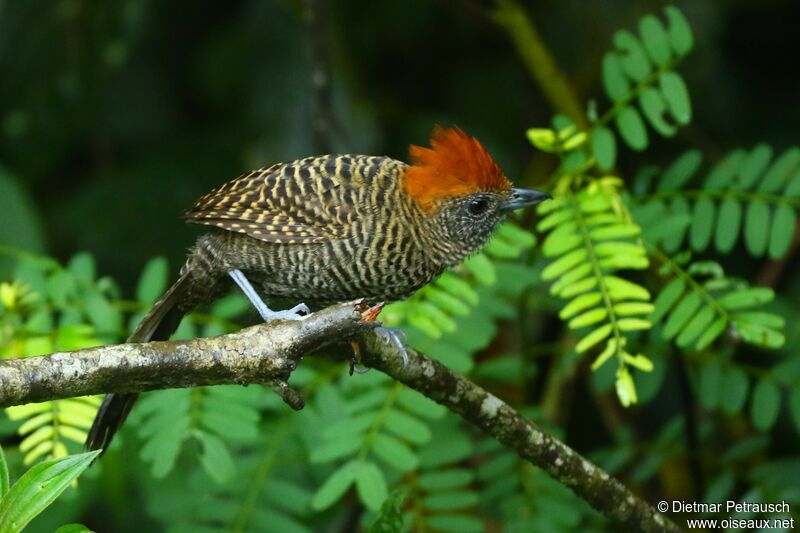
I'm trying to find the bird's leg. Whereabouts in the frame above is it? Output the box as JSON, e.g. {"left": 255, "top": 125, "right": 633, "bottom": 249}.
{"left": 228, "top": 269, "right": 309, "bottom": 321}
{"left": 375, "top": 327, "right": 409, "bottom": 367}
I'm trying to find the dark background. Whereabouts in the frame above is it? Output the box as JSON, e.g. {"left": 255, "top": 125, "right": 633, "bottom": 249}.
{"left": 1, "top": 0, "right": 798, "bottom": 289}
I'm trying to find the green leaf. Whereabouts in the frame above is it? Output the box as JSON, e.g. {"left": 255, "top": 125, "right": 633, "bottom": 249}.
{"left": 310, "top": 433, "right": 362, "bottom": 464}
{"left": 54, "top": 525, "right": 92, "bottom": 533}
{"left": 750, "top": 379, "right": 780, "bottom": 432}
{"left": 605, "top": 276, "right": 650, "bottom": 301}
{"left": 661, "top": 197, "right": 691, "bottom": 251}
{"left": 372, "top": 434, "right": 418, "bottom": 472}
{"left": 591, "top": 338, "right": 618, "bottom": 371}
{"left": 733, "top": 321, "right": 784, "bottom": 349}
{"left": 790, "top": 386, "right": 800, "bottom": 433}
{"left": 698, "top": 361, "right": 722, "bottom": 409}
{"left": 650, "top": 278, "right": 685, "bottom": 323}
{"left": 463, "top": 254, "right": 495, "bottom": 285}
{"left": 397, "top": 388, "right": 447, "bottom": 420}
{"left": 615, "top": 106, "right": 648, "bottom": 151}
{"left": 495, "top": 223, "right": 537, "bottom": 248}
{"left": 136, "top": 256, "right": 169, "bottom": 305}
{"left": 602, "top": 52, "right": 630, "bottom": 102}
{"left": 560, "top": 292, "right": 602, "bottom": 320}
{"left": 639, "top": 14, "right": 671, "bottom": 66}
{"left": 385, "top": 410, "right": 431, "bottom": 445}
{"left": 424, "top": 490, "right": 479, "bottom": 511}
{"left": 615, "top": 367, "right": 638, "bottom": 407}
{"left": 592, "top": 127, "right": 616, "bottom": 170}
{"left": 355, "top": 461, "right": 388, "bottom": 512}
{"left": 733, "top": 311, "right": 784, "bottom": 329}
{"left": 676, "top": 306, "right": 715, "bottom": 348}
{"left": 614, "top": 302, "right": 654, "bottom": 316}
{"left": 760, "top": 147, "right": 800, "bottom": 193}
{"left": 720, "top": 367, "right": 749, "bottom": 415}
{"left": 0, "top": 450, "right": 99, "bottom": 533}
{"left": 311, "top": 460, "right": 358, "bottom": 511}
{"left": 744, "top": 201, "right": 770, "bottom": 256}
{"left": 613, "top": 30, "right": 650, "bottom": 81}
{"left": 715, "top": 199, "right": 742, "bottom": 253}
{"left": 664, "top": 5, "right": 694, "bottom": 55}
{"left": 0, "top": 447, "right": 8, "bottom": 500}
{"left": 367, "top": 488, "right": 407, "bottom": 533}
{"left": 690, "top": 198, "right": 715, "bottom": 251}
{"left": 617, "top": 318, "right": 651, "bottom": 331}
{"left": 67, "top": 253, "right": 96, "bottom": 284}
{"left": 84, "top": 290, "right": 120, "bottom": 335}
{"left": 659, "top": 71, "right": 691, "bottom": 125}
{"left": 418, "top": 469, "right": 473, "bottom": 492}
{"left": 575, "top": 323, "right": 612, "bottom": 353}
{"left": 543, "top": 229, "right": 581, "bottom": 257}
{"left": 786, "top": 171, "right": 800, "bottom": 198}
{"left": 662, "top": 292, "right": 702, "bottom": 339}
{"left": 638, "top": 88, "right": 676, "bottom": 137}
{"left": 768, "top": 204, "right": 796, "bottom": 259}
{"left": 590, "top": 223, "right": 640, "bottom": 240}
{"left": 717, "top": 287, "right": 774, "bottom": 310}
{"left": 541, "top": 248, "right": 588, "bottom": 281}
{"left": 738, "top": 144, "right": 772, "bottom": 190}
{"left": 426, "top": 515, "right": 484, "bottom": 533}
{"left": 705, "top": 149, "right": 746, "bottom": 190}
{"left": 569, "top": 308, "right": 607, "bottom": 329}
{"left": 196, "top": 431, "right": 235, "bottom": 484}
{"left": 658, "top": 149, "right": 702, "bottom": 192}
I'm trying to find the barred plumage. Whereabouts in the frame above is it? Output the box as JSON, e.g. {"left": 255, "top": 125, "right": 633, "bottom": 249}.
{"left": 86, "top": 126, "right": 551, "bottom": 453}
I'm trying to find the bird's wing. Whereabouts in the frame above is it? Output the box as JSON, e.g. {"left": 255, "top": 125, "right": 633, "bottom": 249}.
{"left": 184, "top": 156, "right": 390, "bottom": 244}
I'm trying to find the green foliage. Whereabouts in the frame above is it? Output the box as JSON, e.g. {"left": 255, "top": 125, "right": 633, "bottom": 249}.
{"left": 536, "top": 178, "right": 655, "bottom": 404}
{"left": 1, "top": 4, "right": 799, "bottom": 531}
{"left": 636, "top": 146, "right": 800, "bottom": 257}
{"left": 648, "top": 256, "right": 784, "bottom": 350}
{"left": 132, "top": 385, "right": 262, "bottom": 482}
{"left": 530, "top": 5, "right": 693, "bottom": 170}
{"left": 5, "top": 397, "right": 102, "bottom": 466}
{"left": 0, "top": 445, "right": 97, "bottom": 533}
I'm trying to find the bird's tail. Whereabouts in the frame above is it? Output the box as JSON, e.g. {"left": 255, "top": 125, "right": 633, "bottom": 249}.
{"left": 85, "top": 270, "right": 193, "bottom": 453}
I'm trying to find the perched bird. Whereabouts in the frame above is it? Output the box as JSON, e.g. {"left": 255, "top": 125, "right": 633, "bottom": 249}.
{"left": 85, "top": 126, "right": 551, "bottom": 452}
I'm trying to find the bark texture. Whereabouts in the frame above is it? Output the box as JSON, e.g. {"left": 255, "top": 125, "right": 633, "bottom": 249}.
{"left": 0, "top": 301, "right": 677, "bottom": 532}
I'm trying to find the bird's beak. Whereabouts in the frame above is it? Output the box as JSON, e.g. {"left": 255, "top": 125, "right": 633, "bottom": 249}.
{"left": 501, "top": 188, "right": 552, "bottom": 212}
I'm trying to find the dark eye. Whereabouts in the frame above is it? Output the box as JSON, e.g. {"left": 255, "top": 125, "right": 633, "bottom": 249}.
{"left": 467, "top": 198, "right": 490, "bottom": 216}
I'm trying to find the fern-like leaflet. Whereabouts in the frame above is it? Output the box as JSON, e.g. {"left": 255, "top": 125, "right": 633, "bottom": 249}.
{"left": 647, "top": 253, "right": 785, "bottom": 350}
{"left": 636, "top": 146, "right": 800, "bottom": 258}
{"left": 537, "top": 178, "right": 653, "bottom": 405}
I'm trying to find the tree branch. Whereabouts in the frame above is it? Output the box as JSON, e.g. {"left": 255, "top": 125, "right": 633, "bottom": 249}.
{"left": 0, "top": 301, "right": 677, "bottom": 532}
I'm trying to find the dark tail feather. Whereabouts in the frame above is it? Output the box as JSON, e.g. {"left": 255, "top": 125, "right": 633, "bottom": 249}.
{"left": 86, "top": 271, "right": 193, "bottom": 453}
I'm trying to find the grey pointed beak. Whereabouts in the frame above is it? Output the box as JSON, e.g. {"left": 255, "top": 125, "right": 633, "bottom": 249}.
{"left": 501, "top": 187, "right": 552, "bottom": 212}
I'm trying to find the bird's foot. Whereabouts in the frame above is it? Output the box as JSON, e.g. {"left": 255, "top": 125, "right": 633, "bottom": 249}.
{"left": 375, "top": 326, "right": 409, "bottom": 367}
{"left": 260, "top": 302, "right": 310, "bottom": 322}
{"left": 349, "top": 340, "right": 370, "bottom": 375}
{"left": 229, "top": 269, "right": 309, "bottom": 321}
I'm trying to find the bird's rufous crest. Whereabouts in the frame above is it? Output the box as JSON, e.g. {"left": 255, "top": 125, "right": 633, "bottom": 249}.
{"left": 405, "top": 126, "right": 512, "bottom": 211}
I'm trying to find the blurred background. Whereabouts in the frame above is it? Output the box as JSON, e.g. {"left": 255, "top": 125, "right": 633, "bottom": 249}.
{"left": 1, "top": 0, "right": 798, "bottom": 288}
{"left": 1, "top": 1, "right": 800, "bottom": 531}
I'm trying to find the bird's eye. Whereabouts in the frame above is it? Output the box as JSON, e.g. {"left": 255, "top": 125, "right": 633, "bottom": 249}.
{"left": 467, "top": 197, "right": 490, "bottom": 216}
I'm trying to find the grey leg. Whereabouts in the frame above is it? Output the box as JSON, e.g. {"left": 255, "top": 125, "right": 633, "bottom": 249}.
{"left": 228, "top": 269, "right": 309, "bottom": 321}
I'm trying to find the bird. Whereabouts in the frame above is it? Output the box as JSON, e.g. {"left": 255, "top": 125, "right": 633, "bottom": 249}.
{"left": 85, "top": 125, "right": 551, "bottom": 453}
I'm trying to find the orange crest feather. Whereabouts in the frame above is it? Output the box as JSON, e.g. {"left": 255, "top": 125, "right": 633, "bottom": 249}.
{"left": 404, "top": 126, "right": 511, "bottom": 211}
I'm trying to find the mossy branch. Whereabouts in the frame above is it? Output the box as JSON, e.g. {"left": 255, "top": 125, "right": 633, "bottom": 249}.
{"left": 0, "top": 301, "right": 677, "bottom": 532}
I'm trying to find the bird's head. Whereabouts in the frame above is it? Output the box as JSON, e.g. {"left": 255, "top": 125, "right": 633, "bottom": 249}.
{"left": 404, "top": 126, "right": 551, "bottom": 258}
